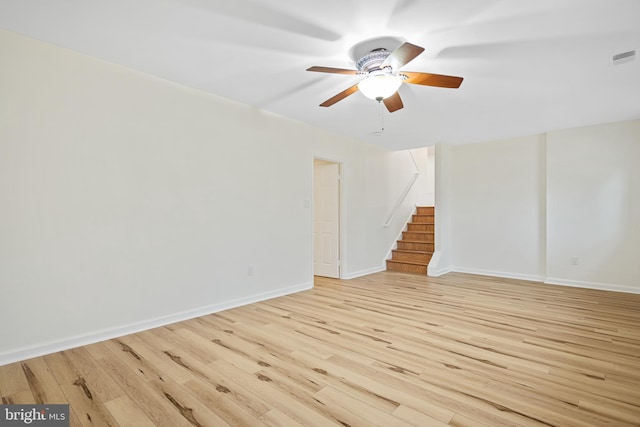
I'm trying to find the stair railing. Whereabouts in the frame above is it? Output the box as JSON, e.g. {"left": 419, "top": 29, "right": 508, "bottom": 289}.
{"left": 383, "top": 150, "right": 420, "bottom": 227}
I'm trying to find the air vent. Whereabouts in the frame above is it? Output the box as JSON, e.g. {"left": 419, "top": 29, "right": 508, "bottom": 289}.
{"left": 612, "top": 50, "right": 635, "bottom": 65}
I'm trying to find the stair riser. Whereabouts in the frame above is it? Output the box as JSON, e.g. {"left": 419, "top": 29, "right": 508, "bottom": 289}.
{"left": 391, "top": 251, "right": 432, "bottom": 263}
{"left": 386, "top": 261, "right": 427, "bottom": 275}
{"left": 397, "top": 242, "right": 434, "bottom": 251}
{"left": 402, "top": 232, "right": 434, "bottom": 242}
{"left": 413, "top": 214, "right": 434, "bottom": 223}
{"left": 407, "top": 223, "right": 434, "bottom": 232}
{"left": 416, "top": 207, "right": 434, "bottom": 215}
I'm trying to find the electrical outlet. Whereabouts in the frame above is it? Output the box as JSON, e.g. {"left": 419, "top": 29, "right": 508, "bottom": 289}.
{"left": 570, "top": 256, "right": 579, "bottom": 266}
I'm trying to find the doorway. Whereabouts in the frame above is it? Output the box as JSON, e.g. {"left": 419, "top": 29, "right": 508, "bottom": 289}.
{"left": 313, "top": 159, "right": 341, "bottom": 278}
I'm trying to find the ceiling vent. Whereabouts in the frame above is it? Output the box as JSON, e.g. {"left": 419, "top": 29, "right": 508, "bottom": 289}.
{"left": 612, "top": 50, "right": 636, "bottom": 65}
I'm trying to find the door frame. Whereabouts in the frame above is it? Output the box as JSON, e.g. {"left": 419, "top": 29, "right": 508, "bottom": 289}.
{"left": 312, "top": 156, "right": 345, "bottom": 279}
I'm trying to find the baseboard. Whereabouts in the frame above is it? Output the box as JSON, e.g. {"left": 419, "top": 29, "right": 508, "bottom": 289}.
{"left": 426, "top": 251, "right": 448, "bottom": 277}
{"left": 544, "top": 277, "right": 640, "bottom": 294}
{"left": 452, "top": 267, "right": 545, "bottom": 283}
{"left": 449, "top": 268, "right": 639, "bottom": 294}
{"left": 427, "top": 267, "right": 452, "bottom": 277}
{"left": 343, "top": 265, "right": 386, "bottom": 280}
{"left": 0, "top": 281, "right": 312, "bottom": 367}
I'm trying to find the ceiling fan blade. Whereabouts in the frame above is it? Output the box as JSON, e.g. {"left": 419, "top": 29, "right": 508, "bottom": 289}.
{"left": 319, "top": 84, "right": 360, "bottom": 107}
{"left": 381, "top": 42, "right": 425, "bottom": 70}
{"left": 402, "top": 72, "right": 463, "bottom": 88}
{"left": 383, "top": 92, "right": 404, "bottom": 112}
{"left": 307, "top": 66, "right": 359, "bottom": 75}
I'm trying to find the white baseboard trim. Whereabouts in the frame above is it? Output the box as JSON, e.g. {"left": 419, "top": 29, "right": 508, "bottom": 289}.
{"left": 544, "top": 277, "right": 640, "bottom": 294}
{"left": 452, "top": 267, "right": 545, "bottom": 283}
{"left": 426, "top": 251, "right": 448, "bottom": 277}
{"left": 447, "top": 268, "right": 639, "bottom": 294}
{"left": 0, "top": 282, "right": 312, "bottom": 367}
{"left": 343, "top": 265, "right": 386, "bottom": 280}
{"left": 427, "top": 267, "right": 452, "bottom": 277}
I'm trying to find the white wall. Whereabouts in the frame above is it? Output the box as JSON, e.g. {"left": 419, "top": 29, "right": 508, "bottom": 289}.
{"left": 430, "top": 143, "right": 453, "bottom": 276}
{"left": 422, "top": 145, "right": 436, "bottom": 207}
{"left": 546, "top": 120, "right": 640, "bottom": 292}
{"left": 0, "top": 30, "right": 412, "bottom": 364}
{"left": 450, "top": 135, "right": 547, "bottom": 280}
{"left": 439, "top": 119, "right": 640, "bottom": 293}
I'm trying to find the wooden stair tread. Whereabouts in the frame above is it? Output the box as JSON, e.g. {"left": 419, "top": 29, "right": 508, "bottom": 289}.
{"left": 403, "top": 231, "right": 434, "bottom": 235}
{"left": 392, "top": 249, "right": 433, "bottom": 255}
{"left": 399, "top": 239, "right": 434, "bottom": 244}
{"left": 386, "top": 259, "right": 428, "bottom": 266}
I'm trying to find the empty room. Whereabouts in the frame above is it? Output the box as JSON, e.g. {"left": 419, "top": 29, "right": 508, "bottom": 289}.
{"left": 1, "top": 1, "right": 639, "bottom": 426}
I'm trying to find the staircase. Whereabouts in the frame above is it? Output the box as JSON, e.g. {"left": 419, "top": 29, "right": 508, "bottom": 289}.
{"left": 386, "top": 206, "right": 434, "bottom": 275}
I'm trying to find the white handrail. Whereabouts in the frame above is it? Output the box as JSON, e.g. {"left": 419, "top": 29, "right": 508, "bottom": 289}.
{"left": 383, "top": 172, "right": 419, "bottom": 227}
{"left": 408, "top": 149, "right": 419, "bottom": 173}
{"left": 383, "top": 150, "right": 420, "bottom": 228}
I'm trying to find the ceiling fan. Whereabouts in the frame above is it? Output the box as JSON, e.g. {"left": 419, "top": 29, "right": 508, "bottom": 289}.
{"left": 307, "top": 41, "right": 463, "bottom": 112}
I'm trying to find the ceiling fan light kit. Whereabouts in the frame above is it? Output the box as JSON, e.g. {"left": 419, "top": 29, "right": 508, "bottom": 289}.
{"left": 307, "top": 38, "right": 463, "bottom": 113}
{"left": 358, "top": 73, "right": 403, "bottom": 101}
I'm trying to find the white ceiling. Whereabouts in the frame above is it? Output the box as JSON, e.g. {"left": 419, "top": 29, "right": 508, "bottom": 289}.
{"left": 1, "top": 0, "right": 639, "bottom": 149}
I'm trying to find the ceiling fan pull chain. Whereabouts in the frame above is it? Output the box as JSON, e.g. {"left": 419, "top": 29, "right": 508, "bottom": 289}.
{"left": 379, "top": 100, "right": 384, "bottom": 133}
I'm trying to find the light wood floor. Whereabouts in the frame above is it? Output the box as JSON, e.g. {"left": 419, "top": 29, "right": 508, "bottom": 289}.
{"left": 1, "top": 272, "right": 640, "bottom": 426}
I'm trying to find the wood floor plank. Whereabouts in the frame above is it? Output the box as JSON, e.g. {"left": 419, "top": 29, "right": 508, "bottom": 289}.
{"left": 210, "top": 359, "right": 344, "bottom": 427}
{"left": 0, "top": 359, "right": 30, "bottom": 399}
{"left": 20, "top": 358, "right": 68, "bottom": 404}
{"left": 314, "top": 385, "right": 414, "bottom": 427}
{"left": 104, "top": 395, "right": 156, "bottom": 427}
{"left": 58, "top": 380, "right": 120, "bottom": 427}
{"left": 392, "top": 404, "right": 451, "bottom": 427}
{"left": 159, "top": 347, "right": 273, "bottom": 418}
{"left": 260, "top": 408, "right": 306, "bottom": 427}
{"left": 182, "top": 377, "right": 269, "bottom": 427}
{"left": 65, "top": 347, "right": 126, "bottom": 403}
{"left": 1, "top": 271, "right": 639, "bottom": 426}
{"left": 97, "top": 353, "right": 196, "bottom": 427}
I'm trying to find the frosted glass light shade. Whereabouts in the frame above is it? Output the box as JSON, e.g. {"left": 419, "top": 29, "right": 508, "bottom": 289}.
{"left": 358, "top": 75, "right": 402, "bottom": 101}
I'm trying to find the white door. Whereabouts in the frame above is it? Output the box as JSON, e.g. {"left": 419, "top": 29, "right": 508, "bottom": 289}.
{"left": 314, "top": 161, "right": 340, "bottom": 278}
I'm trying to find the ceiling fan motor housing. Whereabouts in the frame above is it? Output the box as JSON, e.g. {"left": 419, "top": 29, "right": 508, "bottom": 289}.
{"left": 356, "top": 49, "right": 392, "bottom": 72}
